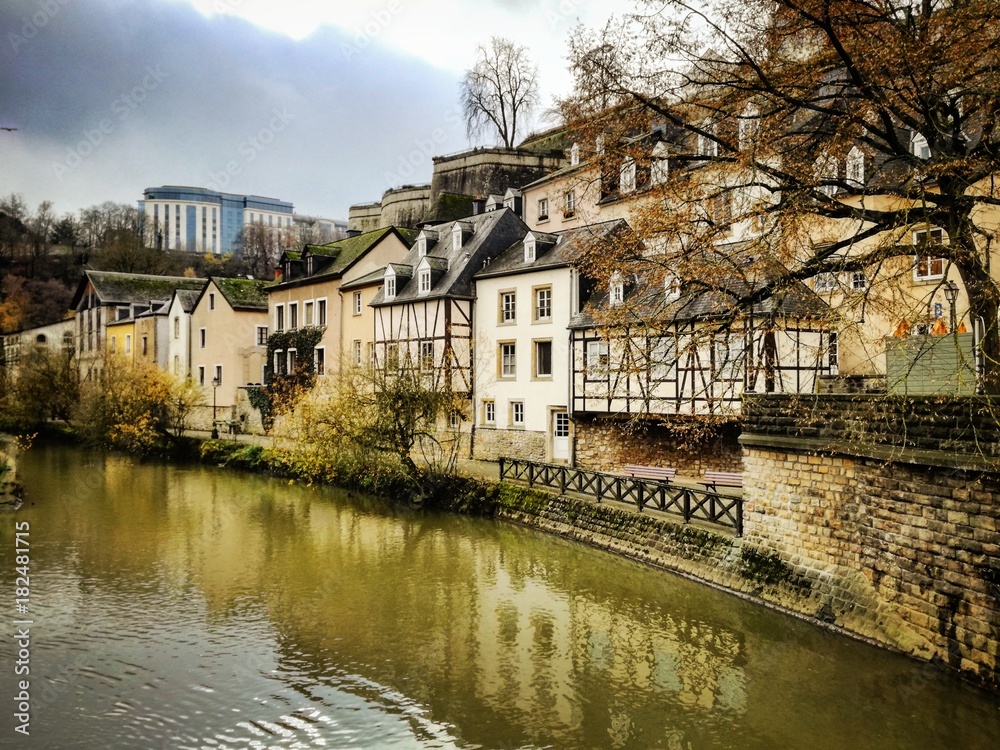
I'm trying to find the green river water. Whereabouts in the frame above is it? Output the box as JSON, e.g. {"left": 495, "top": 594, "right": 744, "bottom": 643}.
{"left": 0, "top": 444, "right": 997, "bottom": 749}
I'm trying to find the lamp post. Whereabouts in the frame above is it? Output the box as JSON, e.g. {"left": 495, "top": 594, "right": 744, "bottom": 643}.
{"left": 944, "top": 280, "right": 959, "bottom": 333}
{"left": 211, "top": 376, "right": 220, "bottom": 439}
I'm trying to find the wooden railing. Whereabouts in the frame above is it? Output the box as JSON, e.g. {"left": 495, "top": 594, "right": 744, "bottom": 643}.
{"left": 498, "top": 457, "right": 743, "bottom": 536}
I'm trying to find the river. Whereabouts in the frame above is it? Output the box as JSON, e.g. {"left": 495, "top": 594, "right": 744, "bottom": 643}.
{"left": 0, "top": 444, "right": 997, "bottom": 749}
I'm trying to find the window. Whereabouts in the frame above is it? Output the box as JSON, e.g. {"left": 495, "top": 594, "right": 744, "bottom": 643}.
{"left": 538, "top": 198, "right": 549, "bottom": 221}
{"left": 524, "top": 236, "right": 536, "bottom": 262}
{"left": 318, "top": 299, "right": 327, "bottom": 326}
{"left": 273, "top": 350, "right": 283, "bottom": 375}
{"left": 419, "top": 268, "right": 431, "bottom": 294}
{"left": 510, "top": 401, "right": 525, "bottom": 427}
{"left": 353, "top": 340, "right": 362, "bottom": 366}
{"left": 816, "top": 155, "right": 839, "bottom": 196}
{"left": 483, "top": 400, "right": 496, "bottom": 425}
{"left": 366, "top": 342, "right": 374, "bottom": 364}
{"left": 200, "top": 328, "right": 206, "bottom": 348}
{"left": 564, "top": 191, "right": 575, "bottom": 216}
{"left": 209, "top": 293, "right": 215, "bottom": 310}
{"left": 173, "top": 317, "right": 180, "bottom": 339}
{"left": 352, "top": 292, "right": 362, "bottom": 316}
{"left": 570, "top": 142, "right": 580, "bottom": 166}
{"left": 650, "top": 337, "right": 676, "bottom": 380}
{"left": 417, "top": 236, "right": 427, "bottom": 257}
{"left": 449, "top": 410, "right": 461, "bottom": 429}
{"left": 386, "top": 342, "right": 399, "bottom": 368}
{"left": 286, "top": 350, "right": 296, "bottom": 373}
{"left": 534, "top": 287, "right": 551, "bottom": 321}
{"left": 846, "top": 146, "right": 865, "bottom": 188}
{"left": 814, "top": 273, "right": 839, "bottom": 292}
{"left": 534, "top": 340, "right": 552, "bottom": 378}
{"left": 712, "top": 193, "right": 732, "bottom": 231}
{"left": 827, "top": 332, "right": 839, "bottom": 373}
{"left": 198, "top": 366, "right": 205, "bottom": 386}
{"left": 173, "top": 355, "right": 180, "bottom": 375}
{"left": 385, "top": 276, "right": 396, "bottom": 300}
{"left": 109, "top": 336, "right": 116, "bottom": 353}
{"left": 289, "top": 302, "right": 298, "bottom": 329}
{"left": 911, "top": 131, "right": 930, "bottom": 160}
{"left": 500, "top": 292, "right": 516, "bottom": 323}
{"left": 739, "top": 103, "right": 759, "bottom": 151}
{"left": 419, "top": 340, "right": 434, "bottom": 371}
{"left": 610, "top": 274, "right": 624, "bottom": 306}
{"left": 697, "top": 119, "right": 718, "bottom": 157}
{"left": 315, "top": 347, "right": 325, "bottom": 376}
{"left": 141, "top": 336, "right": 148, "bottom": 356}
{"left": 714, "top": 336, "right": 736, "bottom": 379}
{"left": 914, "top": 228, "right": 946, "bottom": 280}
{"left": 125, "top": 334, "right": 131, "bottom": 355}
{"left": 586, "top": 340, "right": 609, "bottom": 372}
{"left": 500, "top": 342, "right": 516, "bottom": 378}
{"left": 851, "top": 271, "right": 868, "bottom": 291}
{"left": 256, "top": 326, "right": 268, "bottom": 346}
{"left": 276, "top": 304, "right": 285, "bottom": 331}
{"left": 214, "top": 365, "right": 223, "bottom": 385}
{"left": 595, "top": 135, "right": 605, "bottom": 154}
{"left": 452, "top": 224, "right": 463, "bottom": 251}
{"left": 620, "top": 156, "right": 636, "bottom": 194}
{"left": 305, "top": 301, "right": 314, "bottom": 326}
{"left": 651, "top": 142, "right": 669, "bottom": 185}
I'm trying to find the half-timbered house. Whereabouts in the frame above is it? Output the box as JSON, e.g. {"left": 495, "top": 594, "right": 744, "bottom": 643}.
{"left": 370, "top": 208, "right": 529, "bottom": 413}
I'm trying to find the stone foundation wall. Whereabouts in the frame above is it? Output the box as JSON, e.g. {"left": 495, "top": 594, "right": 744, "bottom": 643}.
{"left": 473, "top": 427, "right": 546, "bottom": 462}
{"left": 573, "top": 416, "right": 743, "bottom": 476}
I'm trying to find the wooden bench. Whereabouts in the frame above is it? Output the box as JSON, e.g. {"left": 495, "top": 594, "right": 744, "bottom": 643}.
{"left": 701, "top": 471, "right": 743, "bottom": 493}
{"left": 625, "top": 464, "right": 677, "bottom": 484}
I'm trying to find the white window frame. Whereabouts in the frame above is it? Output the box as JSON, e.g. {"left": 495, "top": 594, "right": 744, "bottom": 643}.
{"left": 651, "top": 142, "right": 669, "bottom": 185}
{"left": 510, "top": 401, "right": 525, "bottom": 427}
{"left": 419, "top": 340, "right": 434, "bottom": 371}
{"left": 586, "top": 340, "right": 609, "bottom": 373}
{"left": 199, "top": 327, "right": 206, "bottom": 349}
{"left": 534, "top": 287, "right": 552, "bottom": 321}
{"left": 665, "top": 275, "right": 681, "bottom": 302}
{"left": 500, "top": 342, "right": 517, "bottom": 378}
{"left": 570, "top": 142, "right": 580, "bottom": 166}
{"left": 620, "top": 156, "right": 636, "bottom": 194}
{"left": 384, "top": 275, "right": 396, "bottom": 300}
{"left": 304, "top": 300, "right": 314, "bottom": 327}
{"left": 524, "top": 236, "right": 536, "bottom": 263}
{"left": 352, "top": 292, "right": 362, "bottom": 316}
{"left": 697, "top": 119, "right": 718, "bottom": 157}
{"left": 352, "top": 339, "right": 362, "bottom": 366}
{"left": 814, "top": 272, "right": 839, "bottom": 292}
{"left": 256, "top": 326, "right": 268, "bottom": 346}
{"left": 913, "top": 227, "right": 947, "bottom": 280}
{"left": 317, "top": 298, "right": 327, "bottom": 327}
{"left": 289, "top": 302, "right": 298, "bottom": 329}
{"left": 419, "top": 268, "right": 431, "bottom": 295}
{"left": 275, "top": 304, "right": 285, "bottom": 332}
{"left": 198, "top": 365, "right": 205, "bottom": 386}
{"left": 314, "top": 346, "right": 326, "bottom": 376}
{"left": 564, "top": 190, "right": 575, "bottom": 215}
{"left": 124, "top": 334, "right": 131, "bottom": 355}
{"left": 534, "top": 339, "right": 553, "bottom": 379}
{"left": 610, "top": 274, "right": 624, "bottom": 306}
{"left": 911, "top": 131, "right": 931, "bottom": 160}
{"left": 846, "top": 146, "right": 865, "bottom": 188}
{"left": 538, "top": 198, "right": 549, "bottom": 221}
{"left": 501, "top": 291, "right": 516, "bottom": 323}
{"left": 483, "top": 400, "right": 496, "bottom": 425}
{"left": 214, "top": 364, "right": 223, "bottom": 386}
{"left": 452, "top": 224, "right": 463, "bottom": 251}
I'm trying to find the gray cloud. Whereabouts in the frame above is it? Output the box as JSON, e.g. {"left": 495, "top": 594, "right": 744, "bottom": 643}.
{"left": 0, "top": 0, "right": 469, "bottom": 218}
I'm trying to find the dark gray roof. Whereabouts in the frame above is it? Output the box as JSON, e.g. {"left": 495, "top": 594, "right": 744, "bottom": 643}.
{"left": 173, "top": 288, "right": 202, "bottom": 314}
{"left": 340, "top": 267, "right": 387, "bottom": 291}
{"left": 371, "top": 208, "right": 529, "bottom": 305}
{"left": 475, "top": 220, "right": 627, "bottom": 280}
{"left": 569, "top": 249, "right": 831, "bottom": 329}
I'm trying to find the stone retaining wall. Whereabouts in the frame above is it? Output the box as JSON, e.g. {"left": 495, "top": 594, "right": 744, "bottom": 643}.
{"left": 473, "top": 427, "right": 546, "bottom": 462}
{"left": 573, "top": 416, "right": 743, "bottom": 476}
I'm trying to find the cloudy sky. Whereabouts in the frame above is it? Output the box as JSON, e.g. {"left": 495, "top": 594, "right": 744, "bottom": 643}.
{"left": 0, "top": 0, "right": 623, "bottom": 221}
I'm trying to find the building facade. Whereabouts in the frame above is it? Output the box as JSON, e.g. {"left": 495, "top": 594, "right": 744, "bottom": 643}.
{"left": 140, "top": 186, "right": 294, "bottom": 254}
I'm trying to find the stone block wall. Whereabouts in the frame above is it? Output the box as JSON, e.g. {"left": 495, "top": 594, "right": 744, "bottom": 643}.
{"left": 573, "top": 416, "right": 743, "bottom": 477}
{"left": 473, "top": 427, "right": 546, "bottom": 462}
{"left": 740, "top": 394, "right": 1000, "bottom": 688}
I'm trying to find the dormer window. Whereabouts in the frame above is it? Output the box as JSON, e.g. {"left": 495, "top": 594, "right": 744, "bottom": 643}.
{"left": 651, "top": 142, "right": 669, "bottom": 185}
{"left": 305, "top": 255, "right": 314, "bottom": 275}
{"left": 524, "top": 235, "right": 536, "bottom": 263}
{"left": 620, "top": 157, "right": 636, "bottom": 194}
{"left": 452, "top": 224, "right": 463, "bottom": 251}
{"left": 846, "top": 146, "right": 865, "bottom": 188}
{"left": 610, "top": 273, "right": 624, "bottom": 306}
{"left": 417, "top": 237, "right": 427, "bottom": 257}
{"left": 384, "top": 274, "right": 396, "bottom": 300}
{"left": 570, "top": 142, "right": 580, "bottom": 166}
{"left": 665, "top": 275, "right": 681, "bottom": 302}
{"left": 815, "top": 154, "right": 839, "bottom": 196}
{"left": 911, "top": 131, "right": 930, "bottom": 160}
{"left": 418, "top": 268, "right": 431, "bottom": 295}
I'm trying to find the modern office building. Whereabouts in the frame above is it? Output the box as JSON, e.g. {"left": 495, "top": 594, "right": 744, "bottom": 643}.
{"left": 139, "top": 186, "right": 294, "bottom": 255}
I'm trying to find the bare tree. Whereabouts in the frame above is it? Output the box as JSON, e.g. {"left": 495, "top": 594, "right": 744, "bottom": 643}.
{"left": 562, "top": 0, "right": 1000, "bottom": 390}
{"left": 461, "top": 36, "right": 540, "bottom": 149}
{"left": 239, "top": 222, "right": 295, "bottom": 279}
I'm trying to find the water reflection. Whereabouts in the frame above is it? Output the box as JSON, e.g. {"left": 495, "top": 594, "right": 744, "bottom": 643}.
{"left": 0, "top": 444, "right": 997, "bottom": 749}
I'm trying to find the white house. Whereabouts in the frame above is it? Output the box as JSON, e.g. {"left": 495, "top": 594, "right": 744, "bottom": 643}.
{"left": 472, "top": 220, "right": 629, "bottom": 464}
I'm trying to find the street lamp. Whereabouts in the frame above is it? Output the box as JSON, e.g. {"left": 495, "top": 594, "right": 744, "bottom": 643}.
{"left": 211, "top": 376, "right": 220, "bottom": 439}
{"left": 944, "top": 280, "right": 959, "bottom": 333}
